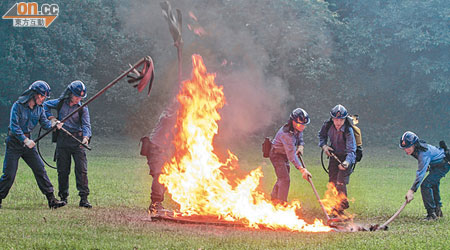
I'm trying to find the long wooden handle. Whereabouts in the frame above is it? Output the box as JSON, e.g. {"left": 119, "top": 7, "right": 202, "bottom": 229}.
{"left": 377, "top": 201, "right": 408, "bottom": 230}
{"left": 308, "top": 177, "right": 331, "bottom": 221}
{"left": 330, "top": 152, "right": 343, "bottom": 164}
{"left": 34, "top": 57, "right": 148, "bottom": 143}
{"left": 59, "top": 127, "right": 91, "bottom": 151}
{"left": 297, "top": 153, "right": 330, "bottom": 221}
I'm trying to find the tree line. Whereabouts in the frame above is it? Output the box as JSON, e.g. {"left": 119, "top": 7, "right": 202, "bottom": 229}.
{"left": 1, "top": 0, "right": 448, "bottom": 145}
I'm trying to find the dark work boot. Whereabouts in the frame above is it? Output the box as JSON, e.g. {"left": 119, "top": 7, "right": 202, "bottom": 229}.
{"left": 47, "top": 193, "right": 66, "bottom": 209}
{"left": 424, "top": 211, "right": 438, "bottom": 221}
{"left": 0, "top": 199, "right": 2, "bottom": 209}
{"left": 79, "top": 197, "right": 92, "bottom": 208}
{"left": 149, "top": 202, "right": 162, "bottom": 215}
{"left": 435, "top": 206, "right": 443, "bottom": 218}
{"left": 149, "top": 202, "right": 172, "bottom": 216}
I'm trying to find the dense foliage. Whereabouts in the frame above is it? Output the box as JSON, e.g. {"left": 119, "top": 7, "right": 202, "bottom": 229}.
{"left": 1, "top": 0, "right": 448, "bottom": 144}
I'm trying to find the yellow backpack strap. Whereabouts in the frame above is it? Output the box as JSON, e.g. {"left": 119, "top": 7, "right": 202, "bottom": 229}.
{"left": 348, "top": 115, "right": 363, "bottom": 147}
{"left": 352, "top": 125, "right": 363, "bottom": 147}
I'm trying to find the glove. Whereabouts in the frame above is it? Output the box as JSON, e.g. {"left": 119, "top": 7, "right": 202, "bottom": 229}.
{"left": 82, "top": 136, "right": 89, "bottom": 145}
{"left": 296, "top": 145, "right": 304, "bottom": 156}
{"left": 405, "top": 189, "right": 414, "bottom": 203}
{"left": 50, "top": 117, "right": 57, "bottom": 127}
{"left": 299, "top": 168, "right": 312, "bottom": 181}
{"left": 23, "top": 138, "right": 36, "bottom": 149}
{"left": 322, "top": 145, "right": 333, "bottom": 157}
{"left": 50, "top": 117, "right": 64, "bottom": 130}
{"left": 338, "top": 160, "right": 349, "bottom": 171}
{"left": 55, "top": 121, "right": 64, "bottom": 130}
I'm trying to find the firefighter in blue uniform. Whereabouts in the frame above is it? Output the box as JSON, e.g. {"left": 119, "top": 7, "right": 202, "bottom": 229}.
{"left": 270, "top": 108, "right": 312, "bottom": 204}
{"left": 400, "top": 131, "right": 450, "bottom": 220}
{"left": 0, "top": 81, "right": 65, "bottom": 209}
{"left": 318, "top": 104, "right": 356, "bottom": 215}
{"left": 145, "top": 99, "right": 178, "bottom": 215}
{"left": 44, "top": 81, "right": 92, "bottom": 208}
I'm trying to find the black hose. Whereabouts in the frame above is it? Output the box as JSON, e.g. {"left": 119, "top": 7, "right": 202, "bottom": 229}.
{"left": 322, "top": 148, "right": 358, "bottom": 173}
{"left": 320, "top": 149, "right": 329, "bottom": 174}
{"left": 37, "top": 126, "right": 57, "bottom": 169}
{"left": 352, "top": 162, "right": 357, "bottom": 172}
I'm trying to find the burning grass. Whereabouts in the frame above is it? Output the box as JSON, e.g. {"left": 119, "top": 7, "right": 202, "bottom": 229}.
{"left": 159, "top": 54, "right": 331, "bottom": 232}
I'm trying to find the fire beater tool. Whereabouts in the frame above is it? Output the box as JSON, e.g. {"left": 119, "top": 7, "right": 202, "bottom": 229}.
{"left": 34, "top": 56, "right": 155, "bottom": 145}
{"left": 58, "top": 126, "right": 91, "bottom": 151}
{"left": 160, "top": 1, "right": 183, "bottom": 85}
{"left": 297, "top": 153, "right": 343, "bottom": 226}
{"left": 35, "top": 57, "right": 154, "bottom": 169}
{"left": 372, "top": 200, "right": 408, "bottom": 231}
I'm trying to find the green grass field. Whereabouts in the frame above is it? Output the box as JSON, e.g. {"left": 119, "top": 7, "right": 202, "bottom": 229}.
{"left": 0, "top": 138, "right": 449, "bottom": 249}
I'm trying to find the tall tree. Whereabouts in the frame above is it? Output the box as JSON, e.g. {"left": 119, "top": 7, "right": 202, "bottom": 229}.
{"left": 329, "top": 0, "right": 450, "bottom": 141}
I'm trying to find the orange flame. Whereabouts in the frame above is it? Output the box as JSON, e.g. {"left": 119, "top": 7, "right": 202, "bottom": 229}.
{"left": 159, "top": 54, "right": 331, "bottom": 232}
{"left": 187, "top": 24, "right": 207, "bottom": 37}
{"left": 321, "top": 183, "right": 354, "bottom": 220}
{"left": 187, "top": 11, "right": 207, "bottom": 37}
{"left": 188, "top": 11, "right": 198, "bottom": 22}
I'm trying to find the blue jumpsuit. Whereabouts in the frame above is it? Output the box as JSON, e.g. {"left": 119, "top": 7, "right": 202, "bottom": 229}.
{"left": 44, "top": 98, "right": 91, "bottom": 200}
{"left": 0, "top": 99, "right": 55, "bottom": 200}
{"left": 269, "top": 124, "right": 304, "bottom": 203}
{"left": 318, "top": 120, "right": 356, "bottom": 210}
{"left": 410, "top": 143, "right": 450, "bottom": 214}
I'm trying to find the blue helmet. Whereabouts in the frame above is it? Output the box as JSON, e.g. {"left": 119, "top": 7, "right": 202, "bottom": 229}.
{"left": 330, "top": 104, "right": 348, "bottom": 119}
{"left": 29, "top": 80, "right": 51, "bottom": 98}
{"left": 68, "top": 80, "right": 87, "bottom": 98}
{"left": 399, "top": 131, "right": 419, "bottom": 148}
{"left": 290, "top": 108, "right": 310, "bottom": 125}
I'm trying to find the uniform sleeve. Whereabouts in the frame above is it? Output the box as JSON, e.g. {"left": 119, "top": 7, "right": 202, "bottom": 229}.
{"left": 344, "top": 127, "right": 357, "bottom": 163}
{"left": 318, "top": 122, "right": 328, "bottom": 147}
{"left": 280, "top": 133, "right": 302, "bottom": 168}
{"left": 81, "top": 106, "right": 92, "bottom": 138}
{"left": 411, "top": 153, "right": 431, "bottom": 192}
{"left": 39, "top": 106, "right": 52, "bottom": 130}
{"left": 9, "top": 103, "right": 27, "bottom": 142}
{"left": 43, "top": 99, "right": 59, "bottom": 118}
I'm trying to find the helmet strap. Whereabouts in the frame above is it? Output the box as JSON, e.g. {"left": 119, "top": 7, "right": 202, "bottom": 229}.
{"left": 411, "top": 149, "right": 419, "bottom": 159}
{"left": 69, "top": 93, "right": 78, "bottom": 106}
{"left": 28, "top": 94, "right": 37, "bottom": 109}
{"left": 415, "top": 141, "right": 428, "bottom": 152}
